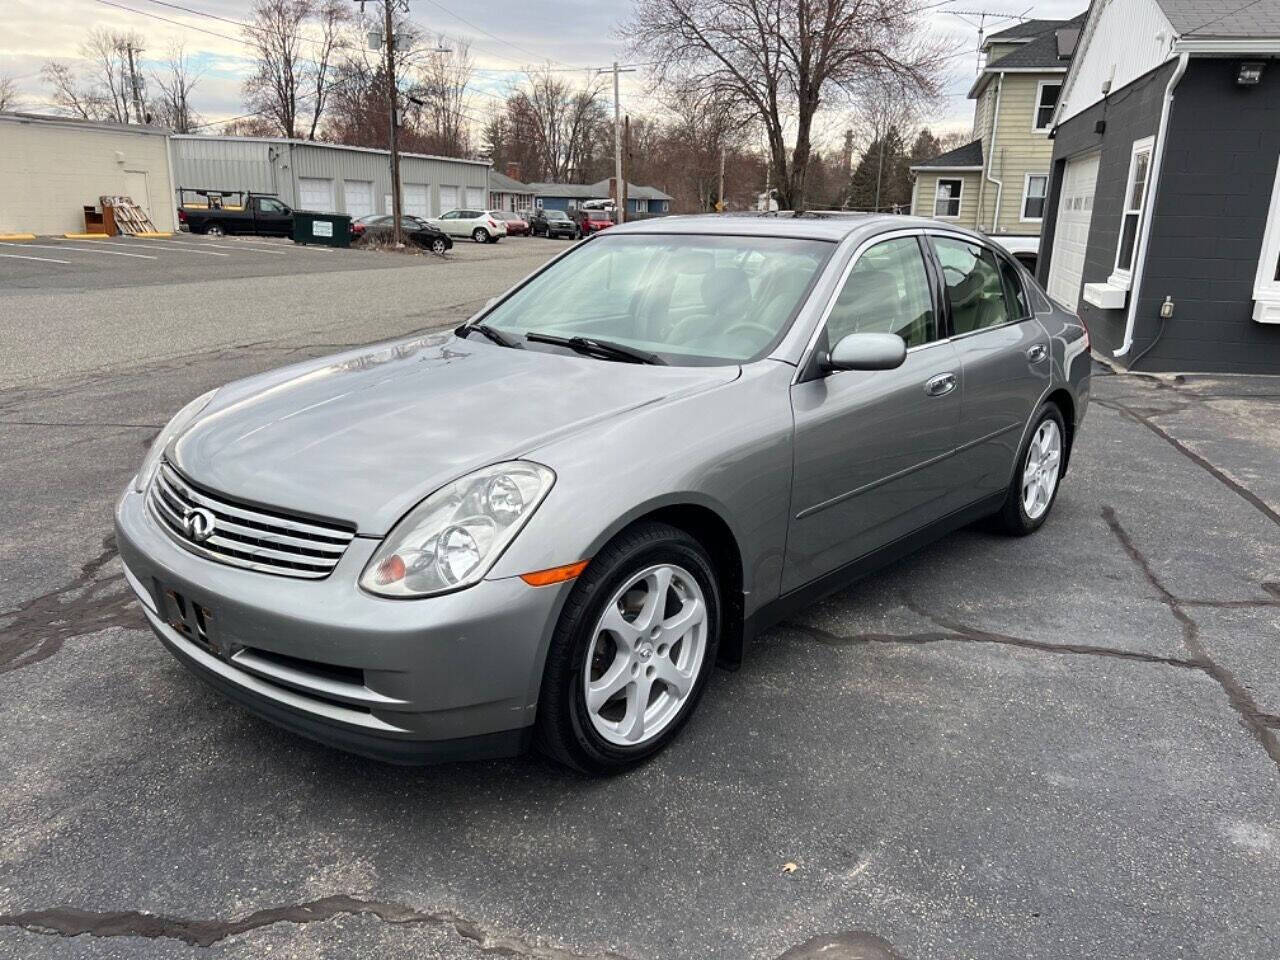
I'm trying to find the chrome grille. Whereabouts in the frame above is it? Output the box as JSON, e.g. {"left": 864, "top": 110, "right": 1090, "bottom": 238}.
{"left": 147, "top": 461, "right": 355, "bottom": 579}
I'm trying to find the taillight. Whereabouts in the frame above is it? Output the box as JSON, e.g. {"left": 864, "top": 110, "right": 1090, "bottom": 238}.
{"left": 487, "top": 218, "right": 498, "bottom": 229}
{"left": 178, "top": 209, "right": 187, "bottom": 222}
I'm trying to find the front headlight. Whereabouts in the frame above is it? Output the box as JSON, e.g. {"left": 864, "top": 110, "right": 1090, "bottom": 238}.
{"left": 132, "top": 389, "right": 217, "bottom": 493}
{"left": 360, "top": 461, "right": 555, "bottom": 598}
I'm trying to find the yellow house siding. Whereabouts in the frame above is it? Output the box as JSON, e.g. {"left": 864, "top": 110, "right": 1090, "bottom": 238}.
{"left": 977, "top": 72, "right": 1061, "bottom": 235}
{"left": 911, "top": 171, "right": 982, "bottom": 227}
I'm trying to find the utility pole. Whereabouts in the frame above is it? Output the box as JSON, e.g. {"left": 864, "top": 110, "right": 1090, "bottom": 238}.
{"left": 597, "top": 61, "right": 636, "bottom": 223}
{"left": 124, "top": 41, "right": 146, "bottom": 125}
{"left": 716, "top": 146, "right": 725, "bottom": 212}
{"left": 382, "top": 0, "right": 405, "bottom": 246}
{"left": 623, "top": 115, "right": 630, "bottom": 217}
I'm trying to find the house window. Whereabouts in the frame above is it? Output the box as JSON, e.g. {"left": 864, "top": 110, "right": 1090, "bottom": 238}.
{"left": 1114, "top": 136, "right": 1154, "bottom": 283}
{"left": 1254, "top": 154, "right": 1280, "bottom": 323}
{"left": 1021, "top": 174, "right": 1048, "bottom": 221}
{"left": 934, "top": 179, "right": 962, "bottom": 219}
{"left": 1034, "top": 82, "right": 1062, "bottom": 132}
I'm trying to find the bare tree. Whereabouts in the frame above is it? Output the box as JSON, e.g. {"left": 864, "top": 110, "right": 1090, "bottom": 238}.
{"left": 626, "top": 0, "right": 951, "bottom": 209}
{"left": 151, "top": 42, "right": 203, "bottom": 133}
{"left": 0, "top": 74, "right": 20, "bottom": 112}
{"left": 413, "top": 35, "right": 473, "bottom": 156}
{"left": 243, "top": 0, "right": 345, "bottom": 139}
{"left": 42, "top": 29, "right": 147, "bottom": 123}
{"left": 510, "top": 67, "right": 608, "bottom": 182}
{"left": 304, "top": 0, "right": 349, "bottom": 139}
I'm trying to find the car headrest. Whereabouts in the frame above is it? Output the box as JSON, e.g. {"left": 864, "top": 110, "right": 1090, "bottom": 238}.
{"left": 701, "top": 266, "right": 752, "bottom": 314}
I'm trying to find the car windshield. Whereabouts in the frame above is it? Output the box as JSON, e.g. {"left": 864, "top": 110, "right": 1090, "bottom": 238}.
{"left": 478, "top": 234, "right": 833, "bottom": 365}
{"left": 547, "top": 212, "right": 569, "bottom": 220}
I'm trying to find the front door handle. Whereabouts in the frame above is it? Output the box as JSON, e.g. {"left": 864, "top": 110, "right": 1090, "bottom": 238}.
{"left": 1027, "top": 343, "right": 1048, "bottom": 363}
{"left": 925, "top": 372, "right": 957, "bottom": 397}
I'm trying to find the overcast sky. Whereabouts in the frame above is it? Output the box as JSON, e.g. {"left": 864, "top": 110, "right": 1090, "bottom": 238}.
{"left": 3, "top": 0, "right": 1087, "bottom": 150}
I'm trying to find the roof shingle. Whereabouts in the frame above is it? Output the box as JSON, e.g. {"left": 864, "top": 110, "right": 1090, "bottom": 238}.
{"left": 1156, "top": 0, "right": 1280, "bottom": 38}
{"left": 911, "top": 139, "right": 983, "bottom": 170}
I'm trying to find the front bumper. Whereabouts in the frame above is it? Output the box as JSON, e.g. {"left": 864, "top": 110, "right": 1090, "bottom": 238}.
{"left": 114, "top": 487, "right": 571, "bottom": 763}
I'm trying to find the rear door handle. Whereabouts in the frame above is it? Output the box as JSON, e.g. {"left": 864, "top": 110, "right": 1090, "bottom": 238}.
{"left": 1027, "top": 344, "right": 1048, "bottom": 363}
{"left": 925, "top": 372, "right": 957, "bottom": 397}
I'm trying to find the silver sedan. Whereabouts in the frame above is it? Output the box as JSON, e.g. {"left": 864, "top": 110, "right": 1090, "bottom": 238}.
{"left": 115, "top": 214, "right": 1090, "bottom": 773}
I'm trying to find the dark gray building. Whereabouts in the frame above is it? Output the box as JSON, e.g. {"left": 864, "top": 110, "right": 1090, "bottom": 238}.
{"left": 1039, "top": 0, "right": 1280, "bottom": 373}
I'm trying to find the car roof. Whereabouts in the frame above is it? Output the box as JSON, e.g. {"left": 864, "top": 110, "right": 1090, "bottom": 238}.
{"left": 605, "top": 211, "right": 983, "bottom": 243}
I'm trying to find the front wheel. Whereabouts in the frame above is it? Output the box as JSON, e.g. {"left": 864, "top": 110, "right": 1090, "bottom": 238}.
{"left": 995, "top": 402, "right": 1066, "bottom": 535}
{"left": 535, "top": 521, "right": 720, "bottom": 774}
{"left": 472, "top": 228, "right": 489, "bottom": 243}
{"left": 203, "top": 223, "right": 226, "bottom": 238}
{"left": 430, "top": 237, "right": 448, "bottom": 255}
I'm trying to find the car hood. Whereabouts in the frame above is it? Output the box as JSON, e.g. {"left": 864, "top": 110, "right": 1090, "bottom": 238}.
{"left": 170, "top": 332, "right": 738, "bottom": 535}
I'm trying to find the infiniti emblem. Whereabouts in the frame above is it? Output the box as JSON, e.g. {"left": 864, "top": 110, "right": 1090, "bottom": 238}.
{"left": 182, "top": 507, "right": 217, "bottom": 543}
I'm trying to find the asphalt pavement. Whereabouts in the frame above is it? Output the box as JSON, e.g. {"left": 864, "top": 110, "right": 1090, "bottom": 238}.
{"left": 1, "top": 248, "right": 1278, "bottom": 959}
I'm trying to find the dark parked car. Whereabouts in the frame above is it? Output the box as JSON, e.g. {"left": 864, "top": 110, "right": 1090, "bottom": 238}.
{"left": 530, "top": 209, "right": 579, "bottom": 239}
{"left": 178, "top": 191, "right": 293, "bottom": 238}
{"left": 351, "top": 215, "right": 452, "bottom": 254}
{"left": 494, "top": 211, "right": 530, "bottom": 236}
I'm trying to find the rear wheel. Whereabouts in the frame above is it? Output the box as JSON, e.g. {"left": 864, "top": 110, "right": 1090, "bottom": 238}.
{"left": 203, "top": 223, "right": 226, "bottom": 238}
{"left": 996, "top": 403, "right": 1066, "bottom": 535}
{"left": 472, "top": 228, "right": 489, "bottom": 243}
{"left": 535, "top": 521, "right": 720, "bottom": 774}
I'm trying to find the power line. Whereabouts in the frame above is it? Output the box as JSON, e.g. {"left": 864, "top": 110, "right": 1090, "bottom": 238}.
{"left": 414, "top": 0, "right": 570, "bottom": 67}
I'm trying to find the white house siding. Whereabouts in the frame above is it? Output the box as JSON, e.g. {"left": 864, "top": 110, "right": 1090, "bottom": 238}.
{"left": 1057, "top": 0, "right": 1174, "bottom": 124}
{"left": 171, "top": 136, "right": 489, "bottom": 218}
{"left": 0, "top": 115, "right": 178, "bottom": 235}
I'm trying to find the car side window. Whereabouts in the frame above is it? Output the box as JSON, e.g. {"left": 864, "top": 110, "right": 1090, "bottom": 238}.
{"left": 998, "top": 255, "right": 1031, "bottom": 319}
{"left": 259, "top": 198, "right": 286, "bottom": 214}
{"left": 932, "top": 237, "right": 1011, "bottom": 335}
{"left": 825, "top": 237, "right": 936, "bottom": 349}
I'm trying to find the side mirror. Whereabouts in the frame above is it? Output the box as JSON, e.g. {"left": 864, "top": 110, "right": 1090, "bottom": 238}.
{"left": 824, "top": 332, "right": 907, "bottom": 373}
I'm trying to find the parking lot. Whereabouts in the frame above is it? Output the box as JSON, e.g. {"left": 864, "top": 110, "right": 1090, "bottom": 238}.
{"left": 1, "top": 244, "right": 1279, "bottom": 959}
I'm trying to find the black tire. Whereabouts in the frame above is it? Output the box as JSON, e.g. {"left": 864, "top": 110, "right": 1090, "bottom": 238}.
{"left": 430, "top": 237, "right": 448, "bottom": 255}
{"left": 534, "top": 521, "right": 721, "bottom": 775}
{"left": 995, "top": 402, "right": 1067, "bottom": 536}
{"left": 472, "top": 228, "right": 488, "bottom": 243}
{"left": 203, "top": 223, "right": 226, "bottom": 238}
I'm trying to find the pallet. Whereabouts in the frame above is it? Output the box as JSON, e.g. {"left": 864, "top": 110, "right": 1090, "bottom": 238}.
{"left": 100, "top": 195, "right": 159, "bottom": 236}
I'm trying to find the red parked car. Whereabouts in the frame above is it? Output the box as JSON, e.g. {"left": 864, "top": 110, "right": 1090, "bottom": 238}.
{"left": 571, "top": 208, "right": 614, "bottom": 235}
{"left": 494, "top": 211, "right": 530, "bottom": 236}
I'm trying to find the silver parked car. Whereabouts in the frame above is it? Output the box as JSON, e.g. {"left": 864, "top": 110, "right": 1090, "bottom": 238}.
{"left": 115, "top": 214, "right": 1090, "bottom": 773}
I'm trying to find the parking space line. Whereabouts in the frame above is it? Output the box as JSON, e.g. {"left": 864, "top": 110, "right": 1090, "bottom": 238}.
{"left": 160, "top": 238, "right": 289, "bottom": 255}
{"left": 96, "top": 240, "right": 230, "bottom": 257}
{"left": 1, "top": 242, "right": 156, "bottom": 260}
{"left": 0, "top": 252, "right": 72, "bottom": 264}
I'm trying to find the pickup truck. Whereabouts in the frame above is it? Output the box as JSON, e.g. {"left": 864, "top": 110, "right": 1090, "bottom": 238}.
{"left": 177, "top": 190, "right": 294, "bottom": 238}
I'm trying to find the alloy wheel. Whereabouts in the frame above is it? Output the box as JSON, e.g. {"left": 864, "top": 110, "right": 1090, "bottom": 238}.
{"left": 431, "top": 238, "right": 447, "bottom": 255}
{"left": 1022, "top": 419, "right": 1062, "bottom": 520}
{"left": 205, "top": 225, "right": 225, "bottom": 237}
{"left": 583, "top": 563, "right": 708, "bottom": 746}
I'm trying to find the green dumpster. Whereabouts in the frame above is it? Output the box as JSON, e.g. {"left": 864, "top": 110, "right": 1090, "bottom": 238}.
{"left": 293, "top": 210, "right": 352, "bottom": 247}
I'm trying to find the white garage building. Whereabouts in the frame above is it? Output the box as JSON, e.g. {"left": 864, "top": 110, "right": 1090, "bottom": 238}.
{"left": 0, "top": 112, "right": 178, "bottom": 236}
{"left": 171, "top": 135, "right": 490, "bottom": 219}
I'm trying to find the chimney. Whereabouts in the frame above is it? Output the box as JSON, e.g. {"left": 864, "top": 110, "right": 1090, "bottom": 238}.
{"left": 505, "top": 161, "right": 521, "bottom": 181}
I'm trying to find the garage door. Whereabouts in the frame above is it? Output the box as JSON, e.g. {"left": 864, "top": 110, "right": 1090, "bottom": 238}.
{"left": 465, "top": 187, "right": 485, "bottom": 210}
{"left": 404, "top": 183, "right": 430, "bottom": 218}
{"left": 343, "top": 180, "right": 373, "bottom": 217}
{"left": 298, "top": 177, "right": 335, "bottom": 212}
{"left": 1047, "top": 152, "right": 1100, "bottom": 310}
{"left": 439, "top": 185, "right": 459, "bottom": 213}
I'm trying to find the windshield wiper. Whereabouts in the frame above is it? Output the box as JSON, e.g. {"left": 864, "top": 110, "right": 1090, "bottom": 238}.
{"left": 524, "top": 332, "right": 667, "bottom": 365}
{"left": 457, "top": 322, "right": 521, "bottom": 348}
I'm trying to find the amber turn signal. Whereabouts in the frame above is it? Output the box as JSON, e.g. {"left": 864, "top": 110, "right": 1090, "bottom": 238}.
{"left": 519, "top": 560, "right": 589, "bottom": 587}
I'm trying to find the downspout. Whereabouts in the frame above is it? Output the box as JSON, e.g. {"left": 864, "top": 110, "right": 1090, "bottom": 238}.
{"left": 982, "top": 74, "right": 1004, "bottom": 231}
{"left": 1115, "top": 51, "right": 1189, "bottom": 357}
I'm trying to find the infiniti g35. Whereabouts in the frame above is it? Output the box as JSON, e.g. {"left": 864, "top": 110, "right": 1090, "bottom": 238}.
{"left": 115, "top": 214, "right": 1090, "bottom": 773}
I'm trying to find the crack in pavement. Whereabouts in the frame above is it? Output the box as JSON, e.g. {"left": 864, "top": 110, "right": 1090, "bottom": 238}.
{"left": 1101, "top": 506, "right": 1280, "bottom": 770}
{"left": 781, "top": 618, "right": 1201, "bottom": 671}
{"left": 0, "top": 894, "right": 636, "bottom": 958}
{"left": 1094, "top": 397, "right": 1280, "bottom": 528}
{"left": 0, "top": 535, "right": 137, "bottom": 675}
{"left": 0, "top": 896, "right": 906, "bottom": 960}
